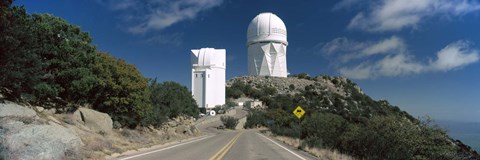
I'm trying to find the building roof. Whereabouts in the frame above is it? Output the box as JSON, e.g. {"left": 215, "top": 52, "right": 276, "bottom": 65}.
{"left": 191, "top": 48, "right": 226, "bottom": 68}
{"left": 247, "top": 12, "right": 288, "bottom": 46}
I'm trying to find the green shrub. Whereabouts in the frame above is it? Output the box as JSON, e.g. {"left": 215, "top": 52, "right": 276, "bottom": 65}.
{"left": 290, "top": 73, "right": 311, "bottom": 80}
{"left": 220, "top": 116, "right": 239, "bottom": 129}
{"left": 226, "top": 87, "right": 242, "bottom": 99}
{"left": 262, "top": 87, "right": 277, "bottom": 96}
{"left": 148, "top": 80, "right": 199, "bottom": 119}
{"left": 224, "top": 100, "right": 237, "bottom": 110}
{"left": 340, "top": 115, "right": 459, "bottom": 160}
{"left": 271, "top": 122, "right": 303, "bottom": 138}
{"left": 289, "top": 84, "right": 295, "bottom": 91}
{"left": 244, "top": 109, "right": 266, "bottom": 128}
{"left": 301, "top": 112, "right": 348, "bottom": 148}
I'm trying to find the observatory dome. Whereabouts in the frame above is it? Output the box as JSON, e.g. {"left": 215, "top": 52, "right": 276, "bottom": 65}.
{"left": 247, "top": 12, "right": 287, "bottom": 46}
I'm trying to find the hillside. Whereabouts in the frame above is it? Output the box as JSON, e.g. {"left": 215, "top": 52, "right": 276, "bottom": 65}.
{"left": 227, "top": 75, "right": 479, "bottom": 160}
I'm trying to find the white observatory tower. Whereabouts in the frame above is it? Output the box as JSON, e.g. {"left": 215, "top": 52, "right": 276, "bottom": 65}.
{"left": 247, "top": 12, "right": 288, "bottom": 77}
{"left": 191, "top": 48, "right": 226, "bottom": 111}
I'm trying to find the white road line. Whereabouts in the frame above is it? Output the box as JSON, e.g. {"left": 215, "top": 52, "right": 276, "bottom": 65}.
{"left": 118, "top": 135, "right": 214, "bottom": 160}
{"left": 256, "top": 133, "right": 307, "bottom": 160}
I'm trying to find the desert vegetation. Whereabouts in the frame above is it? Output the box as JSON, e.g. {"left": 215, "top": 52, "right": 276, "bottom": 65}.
{"left": 220, "top": 115, "right": 239, "bottom": 129}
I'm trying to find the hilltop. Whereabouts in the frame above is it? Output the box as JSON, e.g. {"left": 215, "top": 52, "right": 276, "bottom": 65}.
{"left": 227, "top": 75, "right": 479, "bottom": 160}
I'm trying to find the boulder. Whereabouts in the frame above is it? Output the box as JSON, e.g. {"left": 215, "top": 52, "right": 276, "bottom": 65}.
{"left": 73, "top": 108, "right": 113, "bottom": 133}
{"left": 176, "top": 124, "right": 192, "bottom": 136}
{"left": 0, "top": 121, "right": 83, "bottom": 160}
{"left": 166, "top": 127, "right": 177, "bottom": 139}
{"left": 167, "top": 121, "right": 178, "bottom": 127}
{"left": 35, "top": 106, "right": 45, "bottom": 112}
{"left": 184, "top": 117, "right": 194, "bottom": 125}
{"left": 190, "top": 126, "right": 199, "bottom": 135}
{"left": 45, "top": 108, "right": 56, "bottom": 115}
{"left": 0, "top": 101, "right": 36, "bottom": 118}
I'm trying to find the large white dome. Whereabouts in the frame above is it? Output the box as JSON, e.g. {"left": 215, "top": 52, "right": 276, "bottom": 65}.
{"left": 247, "top": 12, "right": 287, "bottom": 46}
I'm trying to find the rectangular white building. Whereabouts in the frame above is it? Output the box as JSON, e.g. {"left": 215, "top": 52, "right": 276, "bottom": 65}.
{"left": 191, "top": 48, "right": 226, "bottom": 110}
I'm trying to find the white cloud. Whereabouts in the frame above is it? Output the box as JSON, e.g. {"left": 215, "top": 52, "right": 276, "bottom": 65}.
{"left": 376, "top": 53, "right": 424, "bottom": 77}
{"left": 321, "top": 37, "right": 366, "bottom": 55}
{"left": 97, "top": 0, "right": 223, "bottom": 34}
{"left": 339, "top": 64, "right": 374, "bottom": 79}
{"left": 430, "top": 41, "right": 479, "bottom": 71}
{"left": 362, "top": 36, "right": 405, "bottom": 56}
{"left": 339, "top": 53, "right": 424, "bottom": 79}
{"left": 339, "top": 0, "right": 480, "bottom": 32}
{"left": 321, "top": 36, "right": 405, "bottom": 63}
{"left": 323, "top": 37, "right": 479, "bottom": 79}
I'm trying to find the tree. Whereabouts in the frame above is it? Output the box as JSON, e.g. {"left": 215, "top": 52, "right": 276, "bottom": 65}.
{"left": 0, "top": 2, "right": 43, "bottom": 101}
{"left": 0, "top": 3, "right": 98, "bottom": 107}
{"left": 148, "top": 81, "right": 199, "bottom": 119}
{"left": 30, "top": 14, "right": 98, "bottom": 105}
{"left": 90, "top": 52, "right": 150, "bottom": 127}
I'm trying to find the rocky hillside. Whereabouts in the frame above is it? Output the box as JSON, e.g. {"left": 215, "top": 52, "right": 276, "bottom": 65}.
{"left": 228, "top": 75, "right": 479, "bottom": 160}
{"left": 0, "top": 99, "right": 199, "bottom": 159}
{"left": 228, "top": 75, "right": 415, "bottom": 122}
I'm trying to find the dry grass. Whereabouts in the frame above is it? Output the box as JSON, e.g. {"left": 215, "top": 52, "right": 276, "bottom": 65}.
{"left": 304, "top": 147, "right": 355, "bottom": 160}
{"left": 275, "top": 136, "right": 301, "bottom": 148}
{"left": 35, "top": 113, "right": 199, "bottom": 159}
{"left": 273, "top": 135, "right": 355, "bottom": 160}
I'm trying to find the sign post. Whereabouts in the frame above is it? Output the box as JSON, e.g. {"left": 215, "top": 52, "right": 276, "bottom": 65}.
{"left": 293, "top": 106, "right": 305, "bottom": 119}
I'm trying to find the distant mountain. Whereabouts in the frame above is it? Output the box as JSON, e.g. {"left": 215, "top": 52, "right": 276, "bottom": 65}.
{"left": 227, "top": 75, "right": 479, "bottom": 160}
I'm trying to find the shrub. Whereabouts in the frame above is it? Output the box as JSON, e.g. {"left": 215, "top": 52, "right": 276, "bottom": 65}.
{"left": 225, "top": 100, "right": 237, "bottom": 108}
{"left": 262, "top": 87, "right": 277, "bottom": 96}
{"left": 220, "top": 116, "right": 239, "bottom": 129}
{"left": 341, "top": 115, "right": 459, "bottom": 160}
{"left": 290, "top": 73, "right": 311, "bottom": 80}
{"left": 213, "top": 105, "right": 224, "bottom": 114}
{"left": 145, "top": 80, "right": 199, "bottom": 127}
{"left": 270, "top": 122, "right": 302, "bottom": 138}
{"left": 301, "top": 112, "right": 348, "bottom": 148}
{"left": 244, "top": 109, "right": 266, "bottom": 128}
{"left": 226, "top": 87, "right": 243, "bottom": 99}
{"left": 289, "top": 84, "right": 295, "bottom": 91}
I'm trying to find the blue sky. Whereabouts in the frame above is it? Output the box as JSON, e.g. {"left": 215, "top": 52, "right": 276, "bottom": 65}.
{"left": 15, "top": 0, "right": 480, "bottom": 123}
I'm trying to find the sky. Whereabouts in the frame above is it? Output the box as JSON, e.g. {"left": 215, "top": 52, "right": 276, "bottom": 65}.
{"left": 14, "top": 0, "right": 480, "bottom": 123}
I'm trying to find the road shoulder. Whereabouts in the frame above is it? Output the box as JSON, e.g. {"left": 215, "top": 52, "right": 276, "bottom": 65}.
{"left": 106, "top": 134, "right": 213, "bottom": 160}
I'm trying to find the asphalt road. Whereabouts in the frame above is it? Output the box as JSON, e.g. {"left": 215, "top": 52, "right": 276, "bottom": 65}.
{"left": 116, "top": 130, "right": 317, "bottom": 160}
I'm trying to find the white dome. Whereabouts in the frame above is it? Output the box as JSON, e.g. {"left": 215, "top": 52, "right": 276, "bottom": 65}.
{"left": 247, "top": 12, "right": 287, "bottom": 46}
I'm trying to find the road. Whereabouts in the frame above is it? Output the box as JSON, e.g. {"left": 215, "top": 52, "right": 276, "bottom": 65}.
{"left": 116, "top": 129, "right": 317, "bottom": 160}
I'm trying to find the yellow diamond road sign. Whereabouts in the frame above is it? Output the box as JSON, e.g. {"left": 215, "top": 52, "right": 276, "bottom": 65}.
{"left": 293, "top": 106, "right": 305, "bottom": 119}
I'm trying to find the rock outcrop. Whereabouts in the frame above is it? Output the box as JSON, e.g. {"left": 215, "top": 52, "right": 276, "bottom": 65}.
{"left": 73, "top": 107, "right": 113, "bottom": 133}
{"left": 0, "top": 101, "right": 83, "bottom": 160}
{"left": 161, "top": 116, "right": 198, "bottom": 138}
{"left": 0, "top": 101, "right": 37, "bottom": 118}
